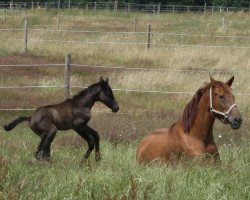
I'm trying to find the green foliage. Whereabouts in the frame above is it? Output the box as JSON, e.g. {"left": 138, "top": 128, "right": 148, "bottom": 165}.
{"left": 212, "top": 0, "right": 249, "bottom": 7}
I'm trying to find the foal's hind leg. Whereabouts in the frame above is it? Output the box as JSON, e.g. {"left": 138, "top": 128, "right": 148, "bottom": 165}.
{"left": 34, "top": 135, "right": 46, "bottom": 158}
{"left": 31, "top": 121, "right": 57, "bottom": 160}
{"left": 42, "top": 129, "right": 57, "bottom": 159}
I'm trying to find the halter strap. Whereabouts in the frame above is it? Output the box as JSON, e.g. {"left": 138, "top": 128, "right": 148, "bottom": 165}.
{"left": 209, "top": 87, "right": 237, "bottom": 121}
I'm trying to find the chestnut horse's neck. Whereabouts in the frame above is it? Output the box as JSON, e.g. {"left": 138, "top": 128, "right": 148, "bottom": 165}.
{"left": 191, "top": 90, "right": 215, "bottom": 142}
{"left": 181, "top": 86, "right": 215, "bottom": 143}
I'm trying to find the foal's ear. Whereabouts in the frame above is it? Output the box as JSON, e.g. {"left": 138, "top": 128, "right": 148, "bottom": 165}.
{"left": 104, "top": 77, "right": 109, "bottom": 84}
{"left": 99, "top": 76, "right": 104, "bottom": 84}
{"left": 209, "top": 75, "right": 216, "bottom": 85}
{"left": 225, "top": 76, "right": 234, "bottom": 87}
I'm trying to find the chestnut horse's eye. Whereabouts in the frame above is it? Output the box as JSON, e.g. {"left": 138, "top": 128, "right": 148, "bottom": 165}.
{"left": 219, "top": 95, "right": 225, "bottom": 101}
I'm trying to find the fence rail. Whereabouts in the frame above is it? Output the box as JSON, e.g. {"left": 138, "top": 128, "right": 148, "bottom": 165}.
{"left": 0, "top": 1, "right": 249, "bottom": 13}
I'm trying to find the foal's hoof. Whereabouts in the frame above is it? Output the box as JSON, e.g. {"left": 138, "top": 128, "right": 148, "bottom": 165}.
{"left": 34, "top": 150, "right": 44, "bottom": 159}
{"left": 95, "top": 154, "right": 101, "bottom": 162}
{"left": 34, "top": 151, "right": 51, "bottom": 161}
{"left": 79, "top": 159, "right": 90, "bottom": 168}
{"left": 79, "top": 158, "right": 86, "bottom": 167}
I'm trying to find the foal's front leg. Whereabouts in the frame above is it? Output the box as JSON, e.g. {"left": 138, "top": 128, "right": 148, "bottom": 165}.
{"left": 74, "top": 125, "right": 95, "bottom": 167}
{"left": 84, "top": 125, "right": 101, "bottom": 162}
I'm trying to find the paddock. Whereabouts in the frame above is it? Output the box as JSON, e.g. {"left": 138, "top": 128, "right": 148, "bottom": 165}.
{"left": 0, "top": 9, "right": 249, "bottom": 199}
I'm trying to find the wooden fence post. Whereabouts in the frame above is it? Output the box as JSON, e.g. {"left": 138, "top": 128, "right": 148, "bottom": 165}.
{"left": 4, "top": 9, "right": 6, "bottom": 21}
{"left": 147, "top": 24, "right": 151, "bottom": 49}
{"left": 94, "top": 2, "right": 97, "bottom": 11}
{"left": 64, "top": 54, "right": 71, "bottom": 100}
{"left": 134, "top": 18, "right": 138, "bottom": 32}
{"left": 57, "top": 0, "right": 60, "bottom": 10}
{"left": 10, "top": 1, "right": 13, "bottom": 10}
{"left": 204, "top": 2, "right": 206, "bottom": 14}
{"left": 31, "top": 1, "right": 34, "bottom": 10}
{"left": 57, "top": 13, "right": 60, "bottom": 29}
{"left": 23, "top": 20, "right": 28, "bottom": 53}
{"left": 157, "top": 3, "right": 161, "bottom": 14}
{"left": 221, "top": 18, "right": 225, "bottom": 29}
{"left": 68, "top": 0, "right": 71, "bottom": 9}
{"left": 128, "top": 3, "right": 131, "bottom": 13}
{"left": 114, "top": 1, "right": 117, "bottom": 11}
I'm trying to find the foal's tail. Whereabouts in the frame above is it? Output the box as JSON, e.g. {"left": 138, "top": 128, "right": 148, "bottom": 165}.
{"left": 4, "top": 116, "right": 31, "bottom": 131}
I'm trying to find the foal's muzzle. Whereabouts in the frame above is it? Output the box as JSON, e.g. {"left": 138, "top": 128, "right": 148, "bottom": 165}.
{"left": 112, "top": 101, "right": 119, "bottom": 113}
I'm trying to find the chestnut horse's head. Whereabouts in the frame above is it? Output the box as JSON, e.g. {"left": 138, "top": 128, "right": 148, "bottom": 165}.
{"left": 209, "top": 76, "right": 242, "bottom": 129}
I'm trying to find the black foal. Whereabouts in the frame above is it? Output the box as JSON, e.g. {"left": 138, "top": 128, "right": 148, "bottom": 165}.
{"left": 4, "top": 77, "right": 119, "bottom": 166}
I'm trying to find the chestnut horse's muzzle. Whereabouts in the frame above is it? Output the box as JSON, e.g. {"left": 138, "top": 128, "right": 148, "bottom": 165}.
{"left": 227, "top": 115, "right": 242, "bottom": 130}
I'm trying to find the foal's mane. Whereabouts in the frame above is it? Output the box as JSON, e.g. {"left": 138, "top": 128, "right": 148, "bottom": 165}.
{"left": 71, "top": 82, "right": 100, "bottom": 100}
{"left": 182, "top": 82, "right": 211, "bottom": 133}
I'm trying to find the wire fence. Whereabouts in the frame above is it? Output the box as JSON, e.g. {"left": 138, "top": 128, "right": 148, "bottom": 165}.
{"left": 1, "top": 19, "right": 250, "bottom": 54}
{"left": 0, "top": 60, "right": 249, "bottom": 96}
{"left": 0, "top": 55, "right": 249, "bottom": 120}
{"left": 1, "top": 85, "right": 249, "bottom": 96}
{"left": 0, "top": 63, "right": 249, "bottom": 73}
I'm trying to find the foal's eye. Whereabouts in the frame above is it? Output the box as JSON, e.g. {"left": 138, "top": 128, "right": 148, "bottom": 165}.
{"left": 219, "top": 95, "right": 225, "bottom": 101}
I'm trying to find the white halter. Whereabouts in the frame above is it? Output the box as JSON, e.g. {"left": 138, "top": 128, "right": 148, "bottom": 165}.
{"left": 209, "top": 87, "right": 237, "bottom": 123}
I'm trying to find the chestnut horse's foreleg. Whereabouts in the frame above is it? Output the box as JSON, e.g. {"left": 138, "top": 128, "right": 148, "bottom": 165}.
{"left": 206, "top": 143, "right": 220, "bottom": 164}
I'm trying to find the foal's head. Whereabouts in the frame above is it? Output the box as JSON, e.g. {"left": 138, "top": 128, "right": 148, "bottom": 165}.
{"left": 209, "top": 76, "right": 242, "bottom": 129}
{"left": 98, "top": 77, "right": 119, "bottom": 113}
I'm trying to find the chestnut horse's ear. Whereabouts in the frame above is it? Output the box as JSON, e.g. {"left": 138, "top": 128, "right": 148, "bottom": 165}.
{"left": 105, "top": 77, "right": 109, "bottom": 84}
{"left": 210, "top": 75, "right": 216, "bottom": 85}
{"left": 225, "top": 76, "right": 234, "bottom": 87}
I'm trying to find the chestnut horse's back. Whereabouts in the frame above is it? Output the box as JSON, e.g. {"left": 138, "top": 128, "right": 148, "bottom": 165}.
{"left": 136, "top": 128, "right": 181, "bottom": 164}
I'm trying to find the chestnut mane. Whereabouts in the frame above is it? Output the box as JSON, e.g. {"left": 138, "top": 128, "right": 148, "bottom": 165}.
{"left": 182, "top": 83, "right": 211, "bottom": 133}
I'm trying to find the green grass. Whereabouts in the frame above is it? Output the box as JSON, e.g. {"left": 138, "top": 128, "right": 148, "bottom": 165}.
{"left": 0, "top": 126, "right": 249, "bottom": 200}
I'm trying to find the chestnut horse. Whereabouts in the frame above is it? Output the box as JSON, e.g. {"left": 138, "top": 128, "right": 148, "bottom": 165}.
{"left": 136, "top": 76, "right": 242, "bottom": 164}
{"left": 4, "top": 77, "right": 119, "bottom": 166}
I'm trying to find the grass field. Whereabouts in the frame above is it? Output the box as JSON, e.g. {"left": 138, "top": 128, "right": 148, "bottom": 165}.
{"left": 0, "top": 9, "right": 249, "bottom": 199}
